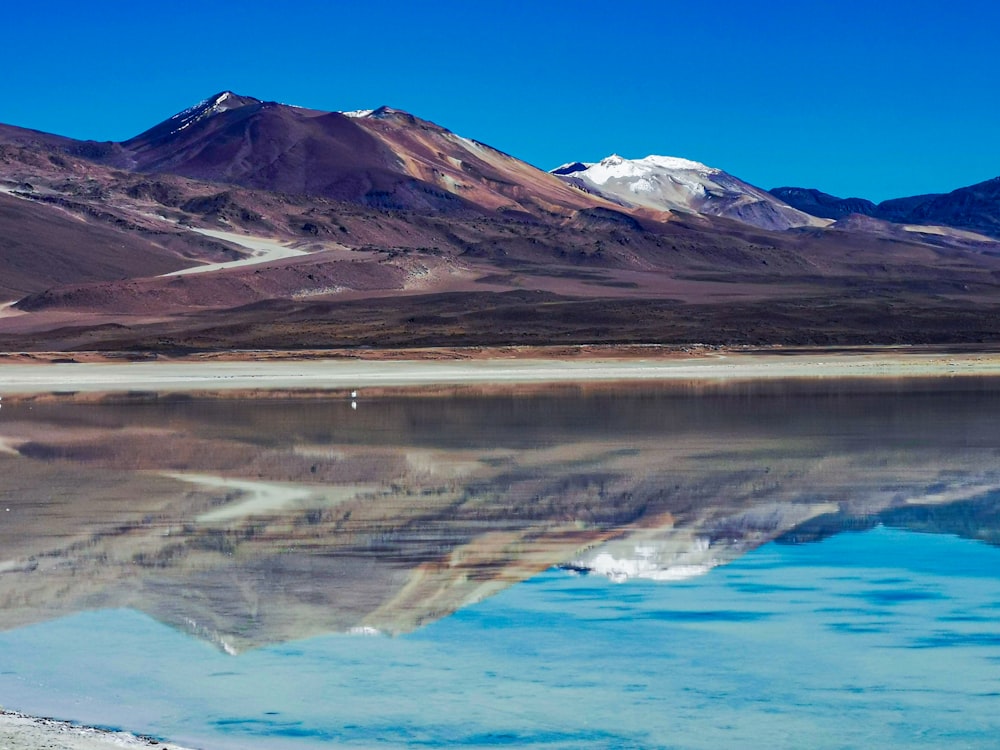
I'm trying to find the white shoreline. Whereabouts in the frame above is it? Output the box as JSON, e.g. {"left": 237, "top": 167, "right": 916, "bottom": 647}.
{"left": 0, "top": 710, "right": 195, "bottom": 750}
{"left": 0, "top": 352, "right": 998, "bottom": 395}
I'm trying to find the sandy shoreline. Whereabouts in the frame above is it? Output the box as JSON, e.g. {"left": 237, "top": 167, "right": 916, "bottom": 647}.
{"left": 0, "top": 350, "right": 999, "bottom": 396}
{"left": 0, "top": 710, "right": 194, "bottom": 750}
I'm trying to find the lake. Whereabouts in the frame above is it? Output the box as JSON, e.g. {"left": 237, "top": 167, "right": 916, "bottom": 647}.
{"left": 0, "top": 378, "right": 999, "bottom": 748}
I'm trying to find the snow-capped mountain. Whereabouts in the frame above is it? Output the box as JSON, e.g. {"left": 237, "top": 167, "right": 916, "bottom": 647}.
{"left": 554, "top": 154, "right": 829, "bottom": 231}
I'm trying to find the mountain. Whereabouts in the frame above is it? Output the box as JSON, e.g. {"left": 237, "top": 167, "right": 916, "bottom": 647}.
{"left": 118, "top": 92, "right": 463, "bottom": 210}
{"left": 3, "top": 91, "right": 1000, "bottom": 350}
{"left": 353, "top": 106, "right": 613, "bottom": 215}
{"left": 552, "top": 154, "right": 829, "bottom": 231}
{"left": 123, "top": 91, "right": 264, "bottom": 152}
{"left": 104, "top": 92, "right": 604, "bottom": 216}
{"left": 772, "top": 176, "right": 1000, "bottom": 239}
{"left": 768, "top": 187, "right": 878, "bottom": 221}
{"left": 891, "top": 176, "right": 1000, "bottom": 237}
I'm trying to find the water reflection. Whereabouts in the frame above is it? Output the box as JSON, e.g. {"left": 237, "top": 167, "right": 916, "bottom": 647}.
{"left": 1, "top": 379, "right": 1000, "bottom": 652}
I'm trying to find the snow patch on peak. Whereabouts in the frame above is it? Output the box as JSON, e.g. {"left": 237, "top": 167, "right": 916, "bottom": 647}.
{"left": 168, "top": 96, "right": 212, "bottom": 123}
{"left": 206, "top": 91, "right": 249, "bottom": 114}
{"left": 643, "top": 154, "right": 717, "bottom": 173}
{"left": 553, "top": 150, "right": 828, "bottom": 230}
{"left": 582, "top": 154, "right": 720, "bottom": 187}
{"left": 340, "top": 109, "right": 374, "bottom": 119}
{"left": 167, "top": 91, "right": 251, "bottom": 136}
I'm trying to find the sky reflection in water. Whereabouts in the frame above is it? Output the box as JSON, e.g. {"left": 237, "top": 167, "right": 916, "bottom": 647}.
{"left": 1, "top": 528, "right": 999, "bottom": 749}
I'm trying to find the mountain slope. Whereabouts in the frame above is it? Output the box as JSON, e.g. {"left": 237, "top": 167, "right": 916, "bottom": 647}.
{"left": 553, "top": 155, "right": 829, "bottom": 231}
{"left": 120, "top": 92, "right": 455, "bottom": 210}
{"left": 113, "top": 92, "right": 607, "bottom": 217}
{"left": 349, "top": 107, "right": 602, "bottom": 215}
{"left": 768, "top": 187, "right": 878, "bottom": 220}
{"left": 0, "top": 191, "right": 194, "bottom": 298}
{"left": 895, "top": 176, "right": 1000, "bottom": 237}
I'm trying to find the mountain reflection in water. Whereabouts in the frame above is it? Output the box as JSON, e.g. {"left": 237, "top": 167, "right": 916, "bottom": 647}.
{"left": 1, "top": 378, "right": 999, "bottom": 652}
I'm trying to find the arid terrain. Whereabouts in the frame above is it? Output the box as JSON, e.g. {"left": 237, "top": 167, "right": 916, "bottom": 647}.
{"left": 3, "top": 92, "right": 1000, "bottom": 354}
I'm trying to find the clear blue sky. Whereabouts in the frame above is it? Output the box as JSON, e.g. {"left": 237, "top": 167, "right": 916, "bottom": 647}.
{"left": 2, "top": 0, "right": 998, "bottom": 202}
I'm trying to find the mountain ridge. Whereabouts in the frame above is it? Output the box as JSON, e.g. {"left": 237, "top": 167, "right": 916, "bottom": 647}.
{"left": 6, "top": 90, "right": 997, "bottom": 236}
{"left": 3, "top": 90, "right": 1000, "bottom": 350}
{"left": 771, "top": 176, "right": 1000, "bottom": 238}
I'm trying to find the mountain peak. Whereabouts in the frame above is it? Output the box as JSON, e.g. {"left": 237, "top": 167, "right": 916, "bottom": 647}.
{"left": 121, "top": 91, "right": 265, "bottom": 151}
{"left": 183, "top": 91, "right": 261, "bottom": 114}
{"left": 336, "top": 106, "right": 418, "bottom": 123}
{"left": 553, "top": 153, "right": 827, "bottom": 231}
{"left": 162, "top": 91, "right": 262, "bottom": 136}
{"left": 205, "top": 90, "right": 259, "bottom": 110}
{"left": 577, "top": 154, "right": 720, "bottom": 188}
{"left": 369, "top": 105, "right": 403, "bottom": 117}
{"left": 366, "top": 106, "right": 420, "bottom": 124}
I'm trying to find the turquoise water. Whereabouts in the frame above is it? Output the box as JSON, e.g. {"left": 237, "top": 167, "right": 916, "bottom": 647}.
{"left": 1, "top": 526, "right": 999, "bottom": 749}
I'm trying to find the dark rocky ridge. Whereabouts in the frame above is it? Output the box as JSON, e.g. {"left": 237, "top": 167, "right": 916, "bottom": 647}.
{"left": 772, "top": 177, "right": 1000, "bottom": 238}
{"left": 769, "top": 187, "right": 878, "bottom": 220}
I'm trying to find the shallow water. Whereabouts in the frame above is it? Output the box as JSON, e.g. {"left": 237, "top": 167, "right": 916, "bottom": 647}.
{"left": 1, "top": 379, "right": 999, "bottom": 748}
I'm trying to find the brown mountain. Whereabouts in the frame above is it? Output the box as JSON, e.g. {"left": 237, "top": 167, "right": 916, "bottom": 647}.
{"left": 349, "top": 106, "right": 602, "bottom": 215}
{"left": 119, "top": 93, "right": 455, "bottom": 210}
{"left": 107, "top": 92, "right": 606, "bottom": 216}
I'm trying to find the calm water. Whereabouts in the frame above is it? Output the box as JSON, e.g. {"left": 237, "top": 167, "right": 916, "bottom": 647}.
{"left": 1, "top": 379, "right": 999, "bottom": 748}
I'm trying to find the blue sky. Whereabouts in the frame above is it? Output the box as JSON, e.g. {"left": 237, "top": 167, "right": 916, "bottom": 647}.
{"left": 2, "top": 0, "right": 997, "bottom": 202}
